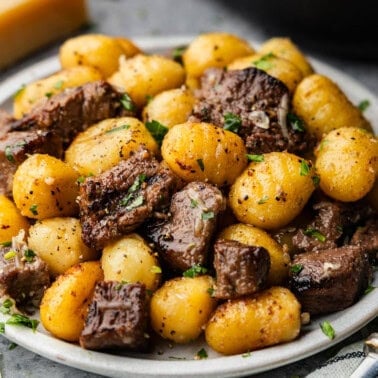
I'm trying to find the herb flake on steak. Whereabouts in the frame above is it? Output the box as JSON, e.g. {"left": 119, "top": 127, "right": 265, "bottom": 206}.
{"left": 79, "top": 149, "right": 182, "bottom": 249}
{"left": 190, "top": 67, "right": 314, "bottom": 154}
{"left": 80, "top": 281, "right": 149, "bottom": 351}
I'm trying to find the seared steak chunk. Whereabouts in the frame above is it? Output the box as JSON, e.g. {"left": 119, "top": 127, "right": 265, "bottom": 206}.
{"left": 0, "top": 110, "right": 15, "bottom": 137}
{"left": 0, "top": 231, "right": 50, "bottom": 309}
{"left": 289, "top": 245, "right": 371, "bottom": 315}
{"left": 145, "top": 182, "right": 226, "bottom": 271}
{"left": 292, "top": 200, "right": 374, "bottom": 253}
{"left": 190, "top": 67, "right": 313, "bottom": 154}
{"left": 351, "top": 218, "right": 378, "bottom": 261}
{"left": 213, "top": 239, "right": 270, "bottom": 299}
{"left": 0, "top": 129, "right": 62, "bottom": 196}
{"left": 79, "top": 149, "right": 181, "bottom": 249}
{"left": 11, "top": 80, "right": 134, "bottom": 146}
{"left": 80, "top": 281, "right": 149, "bottom": 351}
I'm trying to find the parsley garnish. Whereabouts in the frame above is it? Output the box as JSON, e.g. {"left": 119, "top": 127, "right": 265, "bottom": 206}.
{"left": 304, "top": 227, "right": 326, "bottom": 242}
{"left": 197, "top": 158, "right": 205, "bottom": 172}
{"left": 12, "top": 84, "right": 26, "bottom": 99}
{"left": 77, "top": 176, "right": 86, "bottom": 184}
{"left": 53, "top": 80, "right": 64, "bottom": 89}
{"left": 287, "top": 113, "right": 305, "bottom": 132}
{"left": 115, "top": 280, "right": 129, "bottom": 290}
{"left": 4, "top": 250, "right": 16, "bottom": 260}
{"left": 201, "top": 211, "right": 214, "bottom": 220}
{"left": 45, "top": 92, "right": 53, "bottom": 99}
{"left": 145, "top": 120, "right": 169, "bottom": 145}
{"left": 172, "top": 46, "right": 186, "bottom": 64}
{"left": 120, "top": 174, "right": 147, "bottom": 210}
{"left": 223, "top": 112, "right": 242, "bottom": 133}
{"left": 190, "top": 199, "right": 198, "bottom": 208}
{"left": 257, "top": 195, "right": 269, "bottom": 204}
{"left": 320, "top": 321, "right": 335, "bottom": 340}
{"left": 5, "top": 146, "right": 15, "bottom": 163}
{"left": 364, "top": 285, "right": 375, "bottom": 295}
{"left": 0, "top": 241, "right": 12, "bottom": 247}
{"left": 312, "top": 175, "right": 320, "bottom": 187}
{"left": 0, "top": 323, "right": 4, "bottom": 333}
{"left": 125, "top": 195, "right": 144, "bottom": 211}
{"left": 150, "top": 265, "right": 162, "bottom": 274}
{"left": 183, "top": 265, "right": 208, "bottom": 278}
{"left": 24, "top": 249, "right": 36, "bottom": 263}
{"left": 253, "top": 53, "right": 274, "bottom": 71}
{"left": 120, "top": 93, "right": 135, "bottom": 111}
{"left": 29, "top": 204, "right": 38, "bottom": 216}
{"left": 6, "top": 314, "right": 39, "bottom": 332}
{"left": 246, "top": 154, "right": 264, "bottom": 162}
{"left": 145, "top": 94, "right": 154, "bottom": 103}
{"left": 105, "top": 124, "right": 130, "bottom": 134}
{"left": 290, "top": 264, "right": 303, "bottom": 274}
{"left": 300, "top": 160, "right": 311, "bottom": 176}
{"left": 0, "top": 299, "right": 13, "bottom": 314}
{"left": 195, "top": 348, "right": 208, "bottom": 359}
{"left": 207, "top": 287, "right": 215, "bottom": 297}
{"left": 358, "top": 99, "right": 370, "bottom": 112}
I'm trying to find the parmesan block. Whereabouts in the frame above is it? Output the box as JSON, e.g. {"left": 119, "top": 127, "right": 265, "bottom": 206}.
{"left": 0, "top": 0, "right": 88, "bottom": 69}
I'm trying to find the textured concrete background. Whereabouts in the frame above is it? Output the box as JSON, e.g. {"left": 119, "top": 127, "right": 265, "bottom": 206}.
{"left": 0, "top": 0, "right": 377, "bottom": 377}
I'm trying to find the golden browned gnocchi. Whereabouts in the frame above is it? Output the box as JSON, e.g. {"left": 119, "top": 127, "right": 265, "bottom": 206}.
{"left": 65, "top": 117, "right": 159, "bottom": 176}
{"left": 229, "top": 152, "right": 316, "bottom": 230}
{"left": 219, "top": 223, "right": 290, "bottom": 285}
{"left": 293, "top": 74, "right": 371, "bottom": 139}
{"left": 101, "top": 233, "right": 161, "bottom": 291}
{"left": 40, "top": 261, "right": 103, "bottom": 342}
{"left": 13, "top": 66, "right": 102, "bottom": 118}
{"left": 108, "top": 54, "right": 186, "bottom": 108}
{"left": 315, "top": 127, "right": 378, "bottom": 202}
{"left": 205, "top": 286, "right": 301, "bottom": 355}
{"left": 150, "top": 275, "right": 217, "bottom": 343}
{"left": 142, "top": 87, "right": 196, "bottom": 129}
{"left": 28, "top": 217, "right": 98, "bottom": 277}
{"left": 12, "top": 154, "right": 79, "bottom": 219}
{"left": 0, "top": 195, "right": 29, "bottom": 243}
{"left": 162, "top": 122, "right": 248, "bottom": 186}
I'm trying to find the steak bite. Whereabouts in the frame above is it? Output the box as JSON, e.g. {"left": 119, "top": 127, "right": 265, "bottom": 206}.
{"left": 80, "top": 281, "right": 149, "bottom": 351}
{"left": 289, "top": 245, "right": 371, "bottom": 315}
{"left": 145, "top": 181, "right": 226, "bottom": 271}
{"left": 351, "top": 218, "right": 378, "bottom": 261}
{"left": 10, "top": 80, "right": 134, "bottom": 146}
{"left": 190, "top": 67, "right": 313, "bottom": 154}
{"left": 0, "top": 129, "right": 62, "bottom": 196}
{"left": 213, "top": 239, "right": 270, "bottom": 299}
{"left": 79, "top": 149, "right": 181, "bottom": 250}
{"left": 0, "top": 231, "right": 50, "bottom": 309}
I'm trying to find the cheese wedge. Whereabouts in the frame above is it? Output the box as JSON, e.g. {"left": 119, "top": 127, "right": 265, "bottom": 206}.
{"left": 0, "top": 0, "right": 88, "bottom": 69}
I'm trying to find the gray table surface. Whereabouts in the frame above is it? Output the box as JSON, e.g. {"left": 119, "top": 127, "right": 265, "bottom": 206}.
{"left": 0, "top": 1, "right": 377, "bottom": 377}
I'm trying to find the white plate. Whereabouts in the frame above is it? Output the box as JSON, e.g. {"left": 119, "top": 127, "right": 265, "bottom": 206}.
{"left": 0, "top": 36, "right": 377, "bottom": 378}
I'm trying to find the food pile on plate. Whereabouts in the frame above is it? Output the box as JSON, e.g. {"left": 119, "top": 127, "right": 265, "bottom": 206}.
{"left": 0, "top": 32, "right": 377, "bottom": 357}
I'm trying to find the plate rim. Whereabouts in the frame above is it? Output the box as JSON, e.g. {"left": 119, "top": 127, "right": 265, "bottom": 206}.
{"left": 0, "top": 35, "right": 377, "bottom": 378}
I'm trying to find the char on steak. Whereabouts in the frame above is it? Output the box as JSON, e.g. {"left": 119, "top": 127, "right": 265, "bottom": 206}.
{"left": 190, "top": 67, "right": 314, "bottom": 154}
{"left": 10, "top": 80, "right": 134, "bottom": 146}
{"left": 80, "top": 281, "right": 149, "bottom": 351}
{"left": 145, "top": 181, "right": 226, "bottom": 271}
{"left": 0, "top": 231, "right": 50, "bottom": 310}
{"left": 213, "top": 239, "right": 270, "bottom": 299}
{"left": 79, "top": 149, "right": 182, "bottom": 249}
{"left": 0, "top": 129, "right": 62, "bottom": 196}
{"left": 289, "top": 245, "right": 371, "bottom": 315}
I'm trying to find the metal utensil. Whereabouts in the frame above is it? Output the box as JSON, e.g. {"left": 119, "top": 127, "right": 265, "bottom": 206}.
{"left": 350, "top": 333, "right": 378, "bottom": 378}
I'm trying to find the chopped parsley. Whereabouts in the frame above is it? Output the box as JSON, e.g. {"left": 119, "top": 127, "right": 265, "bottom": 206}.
{"left": 4, "top": 250, "right": 16, "bottom": 260}
{"left": 207, "top": 287, "right": 215, "bottom": 297}
{"left": 320, "top": 321, "right": 335, "bottom": 340}
{"left": 145, "top": 94, "right": 154, "bottom": 103}
{"left": 253, "top": 53, "right": 274, "bottom": 71}
{"left": 53, "top": 80, "right": 64, "bottom": 89}
{"left": 77, "top": 172, "right": 94, "bottom": 184}
{"left": 145, "top": 120, "right": 169, "bottom": 145}
{"left": 190, "top": 199, "right": 198, "bottom": 208}
{"left": 312, "top": 175, "right": 321, "bottom": 187}
{"left": 364, "top": 285, "right": 375, "bottom": 295}
{"left": 6, "top": 314, "right": 39, "bottom": 332}
{"left": 120, "top": 93, "right": 135, "bottom": 111}
{"left": 120, "top": 174, "right": 147, "bottom": 210}
{"left": 150, "top": 265, "right": 162, "bottom": 274}
{"left": 196, "top": 158, "right": 205, "bottom": 172}
{"left": 201, "top": 211, "right": 214, "bottom": 220}
{"left": 29, "top": 204, "right": 38, "bottom": 216}
{"left": 183, "top": 264, "right": 208, "bottom": 278}
{"left": 257, "top": 195, "right": 269, "bottom": 204}
{"left": 24, "top": 249, "right": 36, "bottom": 263}
{"left": 45, "top": 92, "right": 53, "bottom": 99}
{"left": 0, "top": 241, "right": 12, "bottom": 247}
{"left": 300, "top": 160, "right": 311, "bottom": 176}
{"left": 5, "top": 146, "right": 16, "bottom": 163}
{"left": 172, "top": 46, "right": 186, "bottom": 64}
{"left": 287, "top": 113, "right": 305, "bottom": 132}
{"left": 290, "top": 264, "right": 303, "bottom": 274}
{"left": 195, "top": 348, "right": 208, "bottom": 359}
{"left": 124, "top": 195, "right": 144, "bottom": 211}
{"left": 0, "top": 323, "right": 4, "bottom": 333}
{"left": 358, "top": 99, "right": 370, "bottom": 112}
{"left": 105, "top": 124, "right": 130, "bottom": 134}
{"left": 246, "top": 154, "right": 264, "bottom": 162}
{"left": 303, "top": 227, "right": 326, "bottom": 242}
{"left": 0, "top": 299, "right": 14, "bottom": 314}
{"left": 12, "top": 84, "right": 26, "bottom": 99}
{"left": 223, "top": 112, "right": 241, "bottom": 133}
{"left": 318, "top": 139, "right": 329, "bottom": 151}
{"left": 115, "top": 280, "right": 129, "bottom": 290}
